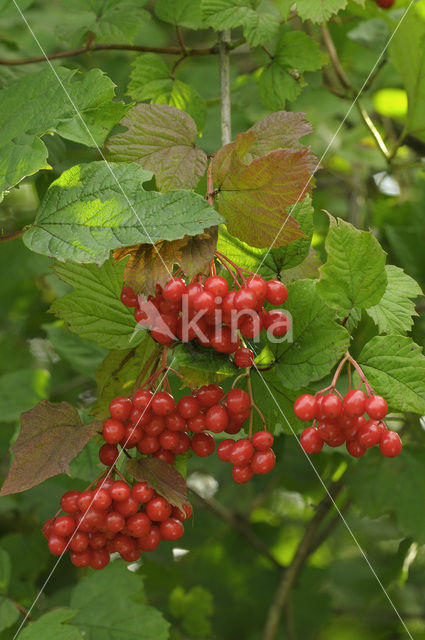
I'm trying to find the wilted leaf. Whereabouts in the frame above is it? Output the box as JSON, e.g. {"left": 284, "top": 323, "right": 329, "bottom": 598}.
{"left": 114, "top": 228, "right": 218, "bottom": 295}
{"left": 127, "top": 457, "right": 189, "bottom": 510}
{"left": 106, "top": 104, "right": 208, "bottom": 192}
{"left": 0, "top": 401, "right": 101, "bottom": 496}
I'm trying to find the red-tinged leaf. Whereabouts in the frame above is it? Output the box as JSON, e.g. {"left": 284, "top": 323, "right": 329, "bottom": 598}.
{"left": 212, "top": 133, "right": 311, "bottom": 248}
{"left": 126, "top": 457, "right": 189, "bottom": 510}
{"left": 0, "top": 401, "right": 101, "bottom": 496}
{"left": 113, "top": 228, "right": 218, "bottom": 295}
{"left": 246, "top": 110, "right": 314, "bottom": 160}
{"left": 106, "top": 103, "right": 208, "bottom": 192}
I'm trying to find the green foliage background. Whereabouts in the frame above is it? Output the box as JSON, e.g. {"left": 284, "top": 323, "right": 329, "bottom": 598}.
{"left": 1, "top": 0, "right": 425, "bottom": 639}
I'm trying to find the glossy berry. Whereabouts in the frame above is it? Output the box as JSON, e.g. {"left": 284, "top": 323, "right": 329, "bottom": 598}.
{"left": 365, "top": 395, "right": 388, "bottom": 421}
{"left": 102, "top": 418, "right": 125, "bottom": 444}
{"left": 321, "top": 394, "right": 342, "bottom": 420}
{"left": 172, "top": 504, "right": 193, "bottom": 521}
{"left": 121, "top": 286, "right": 138, "bottom": 307}
{"left": 252, "top": 430, "right": 274, "bottom": 451}
{"left": 357, "top": 420, "right": 383, "bottom": 448}
{"left": 159, "top": 429, "right": 180, "bottom": 450}
{"left": 105, "top": 511, "right": 125, "bottom": 533}
{"left": 90, "top": 549, "right": 110, "bottom": 570}
{"left": 206, "top": 405, "right": 229, "bottom": 433}
{"left": 229, "top": 439, "right": 254, "bottom": 465}
{"left": 191, "top": 432, "right": 216, "bottom": 456}
{"left": 151, "top": 392, "right": 175, "bottom": 416}
{"left": 146, "top": 496, "right": 172, "bottom": 522}
{"left": 99, "top": 443, "right": 119, "bottom": 466}
{"left": 232, "top": 465, "right": 254, "bottom": 484}
{"left": 317, "top": 421, "right": 341, "bottom": 442}
{"left": 246, "top": 276, "right": 267, "bottom": 303}
{"left": 110, "top": 481, "right": 131, "bottom": 502}
{"left": 114, "top": 496, "right": 139, "bottom": 517}
{"left": 217, "top": 439, "right": 235, "bottom": 462}
{"left": 127, "top": 513, "right": 151, "bottom": 537}
{"left": 159, "top": 518, "right": 185, "bottom": 541}
{"left": 163, "top": 278, "right": 186, "bottom": 302}
{"left": 266, "top": 280, "right": 288, "bottom": 306}
{"left": 251, "top": 449, "right": 276, "bottom": 474}
{"left": 69, "top": 531, "right": 89, "bottom": 552}
{"left": 60, "top": 490, "right": 81, "bottom": 514}
{"left": 264, "top": 310, "right": 290, "bottom": 337}
{"left": 294, "top": 395, "right": 317, "bottom": 421}
{"left": 133, "top": 388, "right": 153, "bottom": 409}
{"left": 89, "top": 532, "right": 107, "bottom": 549}
{"left": 132, "top": 482, "right": 155, "bottom": 504}
{"left": 109, "top": 396, "right": 132, "bottom": 421}
{"left": 342, "top": 389, "right": 367, "bottom": 417}
{"left": 54, "top": 515, "right": 75, "bottom": 537}
{"left": 300, "top": 427, "right": 323, "bottom": 454}
{"left": 234, "top": 288, "right": 257, "bottom": 310}
{"left": 346, "top": 439, "right": 366, "bottom": 458}
{"left": 197, "top": 385, "right": 224, "bottom": 407}
{"left": 379, "top": 431, "right": 402, "bottom": 457}
{"left": 226, "top": 388, "right": 251, "bottom": 413}
{"left": 177, "top": 395, "right": 200, "bottom": 419}
{"left": 48, "top": 534, "right": 67, "bottom": 556}
{"left": 204, "top": 275, "right": 229, "bottom": 297}
{"left": 234, "top": 347, "right": 254, "bottom": 369}
{"left": 138, "top": 526, "right": 161, "bottom": 552}
{"left": 70, "top": 549, "right": 92, "bottom": 567}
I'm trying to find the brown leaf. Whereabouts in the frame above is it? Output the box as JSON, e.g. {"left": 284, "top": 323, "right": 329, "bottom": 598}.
{"left": 126, "top": 457, "right": 189, "bottom": 510}
{"left": 106, "top": 103, "right": 208, "bottom": 192}
{"left": 246, "top": 110, "right": 314, "bottom": 160}
{"left": 0, "top": 401, "right": 100, "bottom": 496}
{"left": 212, "top": 133, "right": 311, "bottom": 248}
{"left": 113, "top": 228, "right": 218, "bottom": 295}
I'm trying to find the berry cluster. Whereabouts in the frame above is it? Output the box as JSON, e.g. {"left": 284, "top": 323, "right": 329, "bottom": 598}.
{"left": 99, "top": 385, "right": 259, "bottom": 468}
{"left": 121, "top": 268, "right": 289, "bottom": 368}
{"left": 217, "top": 430, "right": 275, "bottom": 484}
{"left": 42, "top": 478, "right": 191, "bottom": 569}
{"left": 295, "top": 390, "right": 402, "bottom": 458}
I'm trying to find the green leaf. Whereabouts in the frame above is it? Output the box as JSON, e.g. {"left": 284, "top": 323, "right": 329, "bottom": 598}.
{"left": 155, "top": 0, "right": 203, "bottom": 29}
{"left": 295, "top": 0, "right": 348, "bottom": 23}
{"left": 50, "top": 259, "right": 146, "bottom": 350}
{"left": 212, "top": 132, "right": 311, "bottom": 248}
{"left": 106, "top": 104, "right": 207, "bottom": 191}
{"left": 20, "top": 609, "right": 82, "bottom": 640}
{"left": 347, "top": 448, "right": 425, "bottom": 544}
{"left": 169, "top": 586, "right": 214, "bottom": 637}
{"left": 0, "top": 597, "right": 19, "bottom": 633}
{"left": 389, "top": 3, "right": 425, "bottom": 140}
{"left": 0, "top": 401, "right": 101, "bottom": 496}
{"left": 366, "top": 265, "right": 423, "bottom": 335}
{"left": 270, "top": 279, "right": 350, "bottom": 390}
{"left": 357, "top": 335, "right": 425, "bottom": 414}
{"left": 43, "top": 324, "right": 108, "bottom": 378}
{"left": 259, "top": 31, "right": 324, "bottom": 110}
{"left": 174, "top": 343, "right": 238, "bottom": 387}
{"left": 201, "top": 0, "right": 279, "bottom": 46}
{"left": 316, "top": 217, "right": 387, "bottom": 314}
{"left": 128, "top": 54, "right": 206, "bottom": 131}
{"left": 217, "top": 196, "right": 314, "bottom": 278}
{"left": 0, "top": 550, "right": 11, "bottom": 594}
{"left": 59, "top": 0, "right": 149, "bottom": 45}
{"left": 70, "top": 561, "right": 169, "bottom": 640}
{"left": 127, "top": 457, "right": 189, "bottom": 510}
{"left": 0, "top": 67, "right": 127, "bottom": 195}
{"left": 91, "top": 336, "right": 160, "bottom": 419}
{"left": 23, "top": 162, "right": 223, "bottom": 263}
{"left": 0, "top": 368, "right": 50, "bottom": 422}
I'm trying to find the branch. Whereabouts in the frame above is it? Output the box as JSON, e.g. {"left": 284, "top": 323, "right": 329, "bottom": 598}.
{"left": 262, "top": 480, "right": 344, "bottom": 640}
{"left": 190, "top": 487, "right": 284, "bottom": 571}
{"left": 0, "top": 38, "right": 246, "bottom": 66}
{"left": 219, "top": 30, "right": 232, "bottom": 146}
{"left": 0, "top": 228, "right": 25, "bottom": 241}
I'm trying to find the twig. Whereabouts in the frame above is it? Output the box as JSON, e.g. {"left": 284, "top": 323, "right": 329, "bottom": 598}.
{"left": 0, "top": 228, "right": 25, "bottom": 241}
{"left": 190, "top": 488, "right": 283, "bottom": 571}
{"left": 308, "top": 498, "right": 353, "bottom": 556}
{"left": 176, "top": 26, "right": 187, "bottom": 53}
{"left": 219, "top": 30, "right": 232, "bottom": 146}
{"left": 262, "top": 481, "right": 344, "bottom": 640}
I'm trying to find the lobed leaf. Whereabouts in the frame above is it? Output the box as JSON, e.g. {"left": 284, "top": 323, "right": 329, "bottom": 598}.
{"left": 295, "top": 0, "right": 348, "bottom": 23}
{"left": 20, "top": 609, "right": 82, "bottom": 640}
{"left": 155, "top": 0, "right": 203, "bottom": 29}
{"left": 201, "top": 0, "right": 279, "bottom": 46}
{"left": 0, "top": 401, "right": 101, "bottom": 496}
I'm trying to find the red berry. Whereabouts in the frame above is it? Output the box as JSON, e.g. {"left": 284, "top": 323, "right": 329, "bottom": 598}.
{"left": 229, "top": 439, "right": 254, "bottom": 465}
{"left": 206, "top": 405, "right": 229, "bottom": 433}
{"left": 317, "top": 421, "right": 340, "bottom": 442}
{"left": 54, "top": 515, "right": 75, "bottom": 537}
{"left": 294, "top": 394, "right": 317, "bottom": 421}
{"left": 365, "top": 395, "right": 388, "bottom": 421}
{"left": 99, "top": 443, "right": 119, "bottom": 466}
{"left": 226, "top": 388, "right": 251, "bottom": 413}
{"left": 105, "top": 511, "right": 125, "bottom": 532}
{"left": 191, "top": 432, "right": 216, "bottom": 456}
{"left": 102, "top": 418, "right": 125, "bottom": 444}
{"left": 165, "top": 411, "right": 186, "bottom": 432}
{"left": 82, "top": 509, "right": 106, "bottom": 531}
{"left": 376, "top": 0, "right": 395, "bottom": 8}
{"left": 225, "top": 420, "right": 243, "bottom": 435}
{"left": 160, "top": 518, "right": 185, "bottom": 541}
{"left": 114, "top": 534, "right": 136, "bottom": 555}
{"left": 130, "top": 406, "right": 153, "bottom": 427}
{"left": 171, "top": 431, "right": 191, "bottom": 455}
{"left": 251, "top": 449, "right": 276, "bottom": 474}
{"left": 197, "top": 385, "right": 224, "bottom": 407}
{"left": 264, "top": 310, "right": 290, "bottom": 337}
{"left": 232, "top": 465, "right": 253, "bottom": 484}
{"left": 192, "top": 289, "right": 216, "bottom": 314}
{"left": 48, "top": 534, "right": 67, "bottom": 556}
{"left": 217, "top": 438, "right": 236, "bottom": 462}
{"left": 204, "top": 275, "right": 229, "bottom": 297}
{"left": 342, "top": 389, "right": 367, "bottom": 417}
{"left": 234, "top": 288, "right": 257, "bottom": 310}
{"left": 210, "top": 326, "right": 240, "bottom": 354}
{"left": 266, "top": 280, "right": 288, "bottom": 306}
{"left": 138, "top": 526, "right": 161, "bottom": 552}
{"left": 321, "top": 394, "right": 342, "bottom": 420}
{"left": 78, "top": 490, "right": 94, "bottom": 512}
{"left": 121, "top": 286, "right": 138, "bottom": 308}
{"left": 146, "top": 496, "right": 172, "bottom": 522}
{"left": 187, "top": 413, "right": 207, "bottom": 433}
{"left": 152, "top": 392, "right": 175, "bottom": 416}
{"left": 379, "top": 431, "right": 402, "bottom": 457}
{"left": 153, "top": 449, "right": 175, "bottom": 464}
{"left": 238, "top": 314, "right": 262, "bottom": 339}
{"left": 357, "top": 420, "right": 384, "bottom": 448}
{"left": 133, "top": 388, "right": 153, "bottom": 410}
{"left": 110, "top": 481, "right": 131, "bottom": 502}
{"left": 127, "top": 513, "right": 151, "bottom": 537}
{"left": 163, "top": 277, "right": 186, "bottom": 302}
{"left": 120, "top": 548, "right": 141, "bottom": 562}
{"left": 172, "top": 504, "right": 192, "bottom": 521}
{"left": 70, "top": 549, "right": 92, "bottom": 567}
{"left": 185, "top": 282, "right": 203, "bottom": 307}
{"left": 159, "top": 429, "right": 180, "bottom": 450}
{"left": 109, "top": 396, "right": 132, "bottom": 421}
{"left": 252, "top": 430, "right": 274, "bottom": 451}
{"left": 114, "top": 496, "right": 139, "bottom": 517}
{"left": 132, "top": 482, "right": 154, "bottom": 504}
{"left": 234, "top": 347, "right": 254, "bottom": 368}
{"left": 60, "top": 490, "right": 81, "bottom": 514}
{"left": 145, "top": 415, "right": 166, "bottom": 436}
{"left": 123, "top": 424, "right": 143, "bottom": 447}
{"left": 346, "top": 439, "right": 366, "bottom": 458}
{"left": 300, "top": 427, "right": 323, "bottom": 454}
{"left": 89, "top": 532, "right": 107, "bottom": 549}
{"left": 69, "top": 531, "right": 89, "bottom": 552}
{"left": 137, "top": 433, "right": 160, "bottom": 455}
{"left": 325, "top": 430, "right": 346, "bottom": 448}
{"left": 177, "top": 395, "right": 200, "bottom": 419}
{"left": 246, "top": 276, "right": 267, "bottom": 304}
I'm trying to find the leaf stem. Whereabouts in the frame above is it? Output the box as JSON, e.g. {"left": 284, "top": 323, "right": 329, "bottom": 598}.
{"left": 246, "top": 368, "right": 254, "bottom": 438}
{"left": 0, "top": 228, "right": 25, "bottom": 242}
